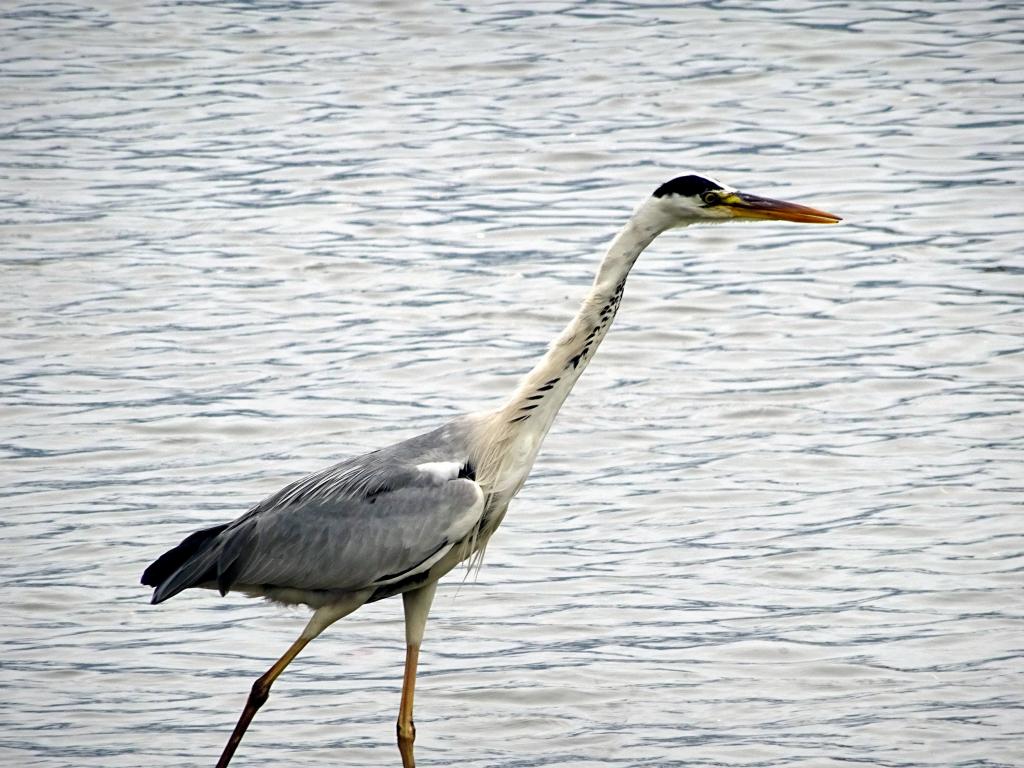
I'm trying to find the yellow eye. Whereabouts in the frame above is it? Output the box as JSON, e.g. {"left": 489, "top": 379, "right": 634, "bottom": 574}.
{"left": 701, "top": 192, "right": 721, "bottom": 206}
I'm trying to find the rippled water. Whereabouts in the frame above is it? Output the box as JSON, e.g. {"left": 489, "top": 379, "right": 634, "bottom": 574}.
{"left": 2, "top": 2, "right": 1022, "bottom": 766}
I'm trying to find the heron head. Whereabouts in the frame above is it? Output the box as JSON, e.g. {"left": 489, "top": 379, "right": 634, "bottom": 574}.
{"left": 648, "top": 174, "right": 841, "bottom": 228}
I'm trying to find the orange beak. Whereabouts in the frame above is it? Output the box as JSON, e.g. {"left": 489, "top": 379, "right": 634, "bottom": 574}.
{"left": 720, "top": 191, "right": 842, "bottom": 224}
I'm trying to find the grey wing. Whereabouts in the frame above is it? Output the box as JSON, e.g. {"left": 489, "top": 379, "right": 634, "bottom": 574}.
{"left": 229, "top": 462, "right": 484, "bottom": 593}
{"left": 145, "top": 418, "right": 486, "bottom": 604}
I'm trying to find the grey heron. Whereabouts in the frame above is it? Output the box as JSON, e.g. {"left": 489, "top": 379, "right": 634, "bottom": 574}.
{"left": 142, "top": 175, "right": 840, "bottom": 767}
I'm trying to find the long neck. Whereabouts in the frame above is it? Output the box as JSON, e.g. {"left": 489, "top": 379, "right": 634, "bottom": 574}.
{"left": 496, "top": 201, "right": 672, "bottom": 446}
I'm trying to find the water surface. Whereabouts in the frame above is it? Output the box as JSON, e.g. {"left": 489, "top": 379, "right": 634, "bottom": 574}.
{"left": 2, "top": 2, "right": 1022, "bottom": 766}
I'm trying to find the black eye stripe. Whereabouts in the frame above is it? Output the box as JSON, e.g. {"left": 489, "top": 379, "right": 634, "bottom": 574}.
{"left": 652, "top": 174, "right": 722, "bottom": 198}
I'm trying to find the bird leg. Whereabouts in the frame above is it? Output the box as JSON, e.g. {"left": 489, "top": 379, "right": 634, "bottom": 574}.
{"left": 397, "top": 581, "right": 438, "bottom": 768}
{"left": 215, "top": 633, "right": 311, "bottom": 768}
{"left": 214, "top": 592, "right": 371, "bottom": 768}
{"left": 397, "top": 643, "right": 420, "bottom": 768}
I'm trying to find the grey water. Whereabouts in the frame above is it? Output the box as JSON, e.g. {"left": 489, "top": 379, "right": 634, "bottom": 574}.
{"left": 2, "top": 2, "right": 1022, "bottom": 766}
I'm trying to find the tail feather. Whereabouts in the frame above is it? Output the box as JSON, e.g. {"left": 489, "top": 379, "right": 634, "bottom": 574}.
{"left": 141, "top": 523, "right": 229, "bottom": 604}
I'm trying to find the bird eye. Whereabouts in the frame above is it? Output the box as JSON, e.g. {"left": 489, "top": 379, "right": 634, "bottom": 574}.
{"left": 701, "top": 192, "right": 721, "bottom": 206}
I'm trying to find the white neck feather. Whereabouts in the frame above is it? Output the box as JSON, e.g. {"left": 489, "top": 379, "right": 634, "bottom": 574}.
{"left": 475, "top": 198, "right": 680, "bottom": 496}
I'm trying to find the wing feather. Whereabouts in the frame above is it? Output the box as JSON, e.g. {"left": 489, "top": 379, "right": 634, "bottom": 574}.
{"left": 231, "top": 475, "right": 483, "bottom": 592}
{"left": 145, "top": 417, "right": 486, "bottom": 603}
